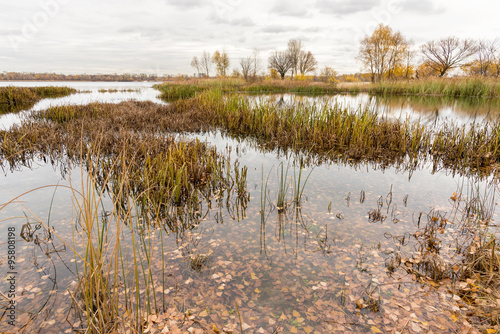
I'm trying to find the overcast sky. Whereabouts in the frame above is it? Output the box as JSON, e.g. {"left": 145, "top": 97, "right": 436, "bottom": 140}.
{"left": 1, "top": 0, "right": 499, "bottom": 75}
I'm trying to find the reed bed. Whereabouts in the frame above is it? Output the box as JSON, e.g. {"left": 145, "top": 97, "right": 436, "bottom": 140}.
{"left": 0, "top": 86, "right": 77, "bottom": 114}
{"left": 368, "top": 77, "right": 500, "bottom": 98}
{"left": 155, "top": 87, "right": 500, "bottom": 174}
{"left": 0, "top": 100, "right": 248, "bottom": 332}
{"left": 1, "top": 103, "right": 240, "bottom": 213}
{"left": 154, "top": 83, "right": 210, "bottom": 101}
{"left": 157, "top": 77, "right": 500, "bottom": 98}
{"left": 155, "top": 80, "right": 341, "bottom": 97}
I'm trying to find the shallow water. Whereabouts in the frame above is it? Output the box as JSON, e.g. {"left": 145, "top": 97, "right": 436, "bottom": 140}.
{"left": 0, "top": 81, "right": 165, "bottom": 129}
{"left": 248, "top": 93, "right": 500, "bottom": 128}
{"left": 0, "top": 84, "right": 499, "bottom": 332}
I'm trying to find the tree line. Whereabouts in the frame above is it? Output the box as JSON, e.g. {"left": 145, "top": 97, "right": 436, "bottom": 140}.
{"left": 358, "top": 24, "right": 500, "bottom": 81}
{"left": 0, "top": 72, "right": 171, "bottom": 82}
{"left": 191, "top": 39, "right": 339, "bottom": 82}
{"left": 191, "top": 24, "right": 500, "bottom": 82}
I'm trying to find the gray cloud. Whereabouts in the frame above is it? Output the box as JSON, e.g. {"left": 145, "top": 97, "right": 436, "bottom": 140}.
{"left": 165, "top": 0, "right": 204, "bottom": 8}
{"left": 271, "top": 1, "right": 309, "bottom": 17}
{"left": 315, "top": 0, "right": 381, "bottom": 15}
{"left": 262, "top": 25, "right": 300, "bottom": 34}
{"left": 209, "top": 13, "right": 255, "bottom": 27}
{"left": 398, "top": 0, "right": 446, "bottom": 14}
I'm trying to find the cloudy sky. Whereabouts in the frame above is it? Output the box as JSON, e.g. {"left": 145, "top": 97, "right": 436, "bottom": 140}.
{"left": 1, "top": 0, "right": 499, "bottom": 75}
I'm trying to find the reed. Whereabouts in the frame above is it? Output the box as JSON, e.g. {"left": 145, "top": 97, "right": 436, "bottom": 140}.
{"left": 0, "top": 86, "right": 77, "bottom": 114}
{"left": 0, "top": 99, "right": 249, "bottom": 332}
{"left": 367, "top": 77, "right": 500, "bottom": 98}
{"left": 154, "top": 83, "right": 209, "bottom": 101}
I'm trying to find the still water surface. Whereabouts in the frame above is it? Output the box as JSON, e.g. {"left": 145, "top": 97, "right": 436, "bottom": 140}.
{"left": 0, "top": 82, "right": 498, "bottom": 332}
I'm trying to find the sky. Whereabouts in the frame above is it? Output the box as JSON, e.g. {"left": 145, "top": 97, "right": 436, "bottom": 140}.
{"left": 1, "top": 0, "right": 499, "bottom": 75}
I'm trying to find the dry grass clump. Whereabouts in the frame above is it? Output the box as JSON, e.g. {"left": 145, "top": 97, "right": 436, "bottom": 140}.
{"left": 0, "top": 86, "right": 76, "bottom": 114}
{"left": 1, "top": 101, "right": 241, "bottom": 214}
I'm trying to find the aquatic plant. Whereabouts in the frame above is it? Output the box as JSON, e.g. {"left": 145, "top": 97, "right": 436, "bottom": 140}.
{"left": 0, "top": 86, "right": 77, "bottom": 114}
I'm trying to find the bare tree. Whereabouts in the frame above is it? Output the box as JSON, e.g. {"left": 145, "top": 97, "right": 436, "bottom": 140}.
{"left": 252, "top": 48, "right": 261, "bottom": 78}
{"left": 477, "top": 39, "right": 498, "bottom": 76}
{"left": 287, "top": 39, "right": 303, "bottom": 79}
{"left": 200, "top": 51, "right": 213, "bottom": 77}
{"left": 190, "top": 56, "right": 201, "bottom": 76}
{"left": 420, "top": 37, "right": 477, "bottom": 77}
{"left": 297, "top": 51, "right": 318, "bottom": 76}
{"left": 240, "top": 56, "right": 253, "bottom": 80}
{"left": 268, "top": 50, "right": 293, "bottom": 79}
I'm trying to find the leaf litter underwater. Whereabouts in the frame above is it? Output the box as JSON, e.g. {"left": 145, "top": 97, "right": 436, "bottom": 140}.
{"left": 1, "top": 131, "right": 498, "bottom": 333}
{"left": 1, "top": 93, "right": 500, "bottom": 333}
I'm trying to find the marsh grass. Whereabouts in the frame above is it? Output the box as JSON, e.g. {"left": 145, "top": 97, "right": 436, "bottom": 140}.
{"left": 0, "top": 99, "right": 248, "bottom": 332}
{"left": 0, "top": 86, "right": 76, "bottom": 114}
{"left": 154, "top": 86, "right": 500, "bottom": 174}
{"left": 158, "top": 77, "right": 500, "bottom": 98}
{"left": 155, "top": 79, "right": 341, "bottom": 97}
{"left": 154, "top": 84, "right": 209, "bottom": 101}
{"left": 368, "top": 77, "right": 500, "bottom": 98}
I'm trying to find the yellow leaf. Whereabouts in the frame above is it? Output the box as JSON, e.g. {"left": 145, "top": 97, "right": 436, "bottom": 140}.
{"left": 451, "top": 314, "right": 458, "bottom": 322}
{"left": 255, "top": 288, "right": 260, "bottom": 293}
{"left": 279, "top": 313, "right": 287, "bottom": 321}
{"left": 251, "top": 273, "right": 258, "bottom": 280}
{"left": 371, "top": 326, "right": 383, "bottom": 333}
{"left": 486, "top": 329, "right": 496, "bottom": 334}
{"left": 304, "top": 326, "right": 313, "bottom": 334}
{"left": 290, "top": 327, "right": 298, "bottom": 333}
{"left": 293, "top": 310, "right": 300, "bottom": 317}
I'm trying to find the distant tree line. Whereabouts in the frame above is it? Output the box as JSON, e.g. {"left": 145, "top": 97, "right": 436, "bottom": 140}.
{"left": 0, "top": 72, "right": 170, "bottom": 82}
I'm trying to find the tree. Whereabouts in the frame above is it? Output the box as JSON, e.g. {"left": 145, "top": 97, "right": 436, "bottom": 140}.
{"left": 287, "top": 39, "right": 303, "bottom": 79}
{"left": 268, "top": 50, "right": 293, "bottom": 80}
{"left": 252, "top": 48, "right": 261, "bottom": 78}
{"left": 298, "top": 51, "right": 318, "bottom": 75}
{"left": 320, "top": 66, "right": 337, "bottom": 83}
{"left": 212, "top": 50, "right": 230, "bottom": 77}
{"left": 420, "top": 37, "right": 477, "bottom": 77}
{"left": 240, "top": 56, "right": 253, "bottom": 80}
{"left": 357, "top": 24, "right": 410, "bottom": 82}
{"left": 477, "top": 39, "right": 498, "bottom": 76}
{"left": 190, "top": 56, "right": 201, "bottom": 76}
{"left": 200, "top": 51, "right": 212, "bottom": 77}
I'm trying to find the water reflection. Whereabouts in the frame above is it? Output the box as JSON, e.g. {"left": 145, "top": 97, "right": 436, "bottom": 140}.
{"left": 0, "top": 82, "right": 166, "bottom": 130}
{"left": 247, "top": 93, "right": 500, "bottom": 128}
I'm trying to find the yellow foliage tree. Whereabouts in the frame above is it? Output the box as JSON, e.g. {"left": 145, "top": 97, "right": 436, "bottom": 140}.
{"left": 212, "top": 50, "right": 230, "bottom": 77}
{"left": 357, "top": 24, "right": 411, "bottom": 82}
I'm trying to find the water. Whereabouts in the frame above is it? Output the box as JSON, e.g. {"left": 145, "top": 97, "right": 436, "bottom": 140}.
{"left": 248, "top": 93, "right": 500, "bottom": 128}
{"left": 0, "top": 83, "right": 499, "bottom": 333}
{"left": 0, "top": 81, "right": 166, "bottom": 129}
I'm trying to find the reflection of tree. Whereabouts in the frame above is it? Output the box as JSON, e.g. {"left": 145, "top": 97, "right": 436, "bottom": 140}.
{"left": 375, "top": 94, "right": 500, "bottom": 121}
